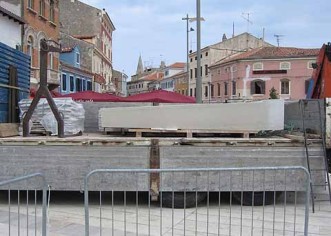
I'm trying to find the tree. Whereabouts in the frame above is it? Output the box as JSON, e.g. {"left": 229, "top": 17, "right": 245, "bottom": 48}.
{"left": 269, "top": 87, "right": 278, "bottom": 99}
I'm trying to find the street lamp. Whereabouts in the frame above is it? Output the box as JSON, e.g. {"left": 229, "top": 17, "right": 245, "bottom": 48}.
{"left": 196, "top": 0, "right": 202, "bottom": 103}
{"left": 182, "top": 14, "right": 205, "bottom": 96}
{"left": 182, "top": 14, "right": 195, "bottom": 96}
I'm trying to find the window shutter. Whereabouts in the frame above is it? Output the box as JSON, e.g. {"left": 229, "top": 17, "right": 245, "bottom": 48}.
{"left": 261, "top": 81, "right": 266, "bottom": 94}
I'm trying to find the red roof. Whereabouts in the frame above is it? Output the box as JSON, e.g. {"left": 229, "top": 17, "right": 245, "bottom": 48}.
{"left": 123, "top": 90, "right": 195, "bottom": 103}
{"left": 61, "top": 91, "right": 122, "bottom": 102}
{"left": 168, "top": 62, "right": 186, "bottom": 69}
{"left": 214, "top": 47, "right": 319, "bottom": 66}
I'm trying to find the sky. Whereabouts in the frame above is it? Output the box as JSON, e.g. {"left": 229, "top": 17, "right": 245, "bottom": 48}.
{"left": 80, "top": 0, "right": 330, "bottom": 78}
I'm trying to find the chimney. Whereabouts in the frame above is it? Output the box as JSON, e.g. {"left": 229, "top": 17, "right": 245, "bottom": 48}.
{"left": 222, "top": 33, "right": 227, "bottom": 42}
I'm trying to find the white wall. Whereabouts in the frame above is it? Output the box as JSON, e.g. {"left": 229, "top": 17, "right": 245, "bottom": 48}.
{"left": 0, "top": 16, "right": 21, "bottom": 48}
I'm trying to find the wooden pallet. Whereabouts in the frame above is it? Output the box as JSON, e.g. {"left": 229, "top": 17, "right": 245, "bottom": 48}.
{"left": 30, "top": 121, "right": 51, "bottom": 136}
{"left": 125, "top": 128, "right": 256, "bottom": 138}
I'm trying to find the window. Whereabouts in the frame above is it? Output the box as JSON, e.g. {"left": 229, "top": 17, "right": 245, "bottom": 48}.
{"left": 76, "top": 78, "right": 81, "bottom": 92}
{"left": 39, "top": 0, "right": 45, "bottom": 16}
{"left": 190, "top": 69, "right": 193, "bottom": 79}
{"left": 205, "top": 86, "right": 208, "bottom": 97}
{"left": 195, "top": 56, "right": 197, "bottom": 60}
{"left": 48, "top": 53, "right": 53, "bottom": 69}
{"left": 224, "top": 82, "right": 228, "bottom": 96}
{"left": 27, "top": 36, "right": 34, "bottom": 66}
{"left": 280, "top": 62, "right": 291, "bottom": 70}
{"left": 231, "top": 66, "right": 237, "bottom": 72}
{"left": 190, "top": 88, "right": 192, "bottom": 96}
{"left": 200, "top": 66, "right": 202, "bottom": 76}
{"left": 87, "top": 81, "right": 92, "bottom": 91}
{"left": 205, "top": 65, "right": 208, "bottom": 76}
{"left": 205, "top": 52, "right": 208, "bottom": 57}
{"left": 250, "top": 80, "right": 265, "bottom": 94}
{"left": 194, "top": 68, "right": 197, "bottom": 78}
{"left": 70, "top": 76, "right": 74, "bottom": 92}
{"left": 281, "top": 79, "right": 290, "bottom": 95}
{"left": 232, "top": 81, "right": 236, "bottom": 96}
{"left": 50, "top": 0, "right": 55, "bottom": 22}
{"left": 165, "top": 70, "right": 169, "bottom": 76}
{"left": 217, "top": 83, "right": 221, "bottom": 96}
{"left": 253, "top": 62, "right": 263, "bottom": 71}
{"left": 305, "top": 80, "right": 311, "bottom": 94}
{"left": 211, "top": 84, "right": 214, "bottom": 97}
{"left": 76, "top": 52, "right": 80, "bottom": 65}
{"left": 28, "top": 0, "right": 34, "bottom": 9}
{"left": 82, "top": 79, "right": 86, "bottom": 91}
{"left": 190, "top": 58, "right": 193, "bottom": 62}
{"left": 217, "top": 69, "right": 220, "bottom": 75}
{"left": 61, "top": 74, "right": 67, "bottom": 91}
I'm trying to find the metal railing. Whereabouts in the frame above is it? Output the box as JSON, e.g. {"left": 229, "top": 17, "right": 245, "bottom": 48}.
{"left": 84, "top": 167, "right": 310, "bottom": 236}
{"left": 0, "top": 173, "right": 48, "bottom": 236}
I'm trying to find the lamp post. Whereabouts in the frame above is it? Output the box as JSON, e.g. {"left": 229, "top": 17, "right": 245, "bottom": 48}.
{"left": 182, "top": 14, "right": 194, "bottom": 96}
{"left": 196, "top": 0, "right": 202, "bottom": 103}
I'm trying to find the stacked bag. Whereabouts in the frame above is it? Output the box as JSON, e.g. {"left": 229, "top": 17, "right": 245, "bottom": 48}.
{"left": 19, "top": 98, "right": 85, "bottom": 136}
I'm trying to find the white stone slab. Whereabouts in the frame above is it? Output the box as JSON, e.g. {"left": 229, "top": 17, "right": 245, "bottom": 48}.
{"left": 99, "top": 100, "right": 284, "bottom": 131}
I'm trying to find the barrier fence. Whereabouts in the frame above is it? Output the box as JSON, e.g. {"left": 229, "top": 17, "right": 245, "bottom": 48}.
{"left": 84, "top": 167, "right": 310, "bottom": 236}
{"left": 0, "top": 173, "right": 47, "bottom": 236}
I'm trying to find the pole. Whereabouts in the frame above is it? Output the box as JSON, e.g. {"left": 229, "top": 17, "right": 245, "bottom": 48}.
{"left": 186, "top": 14, "right": 190, "bottom": 96}
{"left": 196, "top": 0, "right": 202, "bottom": 103}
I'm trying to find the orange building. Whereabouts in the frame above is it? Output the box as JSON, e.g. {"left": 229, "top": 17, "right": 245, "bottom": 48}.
{"left": 23, "top": 0, "right": 60, "bottom": 89}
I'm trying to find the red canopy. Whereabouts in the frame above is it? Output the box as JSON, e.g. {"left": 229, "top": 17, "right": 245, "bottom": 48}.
{"left": 30, "top": 88, "right": 62, "bottom": 98}
{"left": 123, "top": 90, "right": 195, "bottom": 103}
{"left": 61, "top": 91, "right": 122, "bottom": 102}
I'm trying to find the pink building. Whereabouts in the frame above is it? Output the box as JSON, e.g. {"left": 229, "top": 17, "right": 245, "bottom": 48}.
{"left": 209, "top": 47, "right": 319, "bottom": 102}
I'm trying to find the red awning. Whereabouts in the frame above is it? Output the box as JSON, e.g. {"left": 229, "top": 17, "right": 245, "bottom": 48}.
{"left": 61, "top": 91, "right": 122, "bottom": 102}
{"left": 30, "top": 88, "right": 62, "bottom": 98}
{"left": 123, "top": 90, "right": 195, "bottom": 103}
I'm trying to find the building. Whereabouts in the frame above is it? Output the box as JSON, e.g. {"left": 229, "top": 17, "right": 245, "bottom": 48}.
{"left": 160, "top": 62, "right": 185, "bottom": 92}
{"left": 189, "top": 32, "right": 272, "bottom": 101}
{"left": 127, "top": 71, "right": 164, "bottom": 96}
{"left": 209, "top": 47, "right": 319, "bottom": 102}
{"left": 59, "top": 0, "right": 115, "bottom": 93}
{"left": 22, "top": 0, "right": 60, "bottom": 89}
{"left": 173, "top": 71, "right": 188, "bottom": 95}
{"left": 0, "top": 0, "right": 25, "bottom": 49}
{"left": 112, "top": 69, "right": 128, "bottom": 96}
{"left": 59, "top": 44, "right": 93, "bottom": 94}
{"left": 128, "top": 56, "right": 165, "bottom": 95}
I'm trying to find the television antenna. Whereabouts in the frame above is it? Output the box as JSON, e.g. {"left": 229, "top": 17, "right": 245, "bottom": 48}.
{"left": 242, "top": 12, "right": 253, "bottom": 33}
{"left": 274, "top": 34, "right": 284, "bottom": 47}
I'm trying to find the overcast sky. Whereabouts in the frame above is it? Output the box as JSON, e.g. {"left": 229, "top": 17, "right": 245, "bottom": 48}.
{"left": 80, "top": 0, "right": 330, "bottom": 78}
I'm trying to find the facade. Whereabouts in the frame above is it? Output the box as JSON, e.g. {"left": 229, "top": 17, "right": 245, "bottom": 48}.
{"left": 173, "top": 71, "right": 188, "bottom": 95}
{"left": 127, "top": 71, "right": 164, "bottom": 96}
{"left": 160, "top": 62, "right": 185, "bottom": 92}
{"left": 128, "top": 56, "right": 165, "bottom": 95}
{"left": 112, "top": 69, "right": 128, "bottom": 96}
{"left": 0, "top": 0, "right": 24, "bottom": 49}
{"left": 209, "top": 47, "right": 319, "bottom": 102}
{"left": 59, "top": 0, "right": 115, "bottom": 93}
{"left": 22, "top": 0, "right": 60, "bottom": 88}
{"left": 189, "top": 32, "right": 273, "bottom": 102}
{"left": 59, "top": 45, "right": 93, "bottom": 94}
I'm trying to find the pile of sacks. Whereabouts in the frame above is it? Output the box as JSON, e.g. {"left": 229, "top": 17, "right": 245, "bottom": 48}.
{"left": 19, "top": 98, "right": 85, "bottom": 136}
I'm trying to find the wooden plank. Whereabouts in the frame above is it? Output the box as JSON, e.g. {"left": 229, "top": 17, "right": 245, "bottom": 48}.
{"left": 0, "top": 123, "right": 18, "bottom": 137}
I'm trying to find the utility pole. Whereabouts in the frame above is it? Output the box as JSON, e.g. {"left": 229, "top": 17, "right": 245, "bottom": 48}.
{"left": 182, "top": 14, "right": 194, "bottom": 96}
{"left": 196, "top": 0, "right": 202, "bottom": 103}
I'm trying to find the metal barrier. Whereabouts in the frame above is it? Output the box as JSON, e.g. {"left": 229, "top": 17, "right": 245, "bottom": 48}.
{"left": 84, "top": 167, "right": 310, "bottom": 236}
{"left": 0, "top": 173, "right": 48, "bottom": 236}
